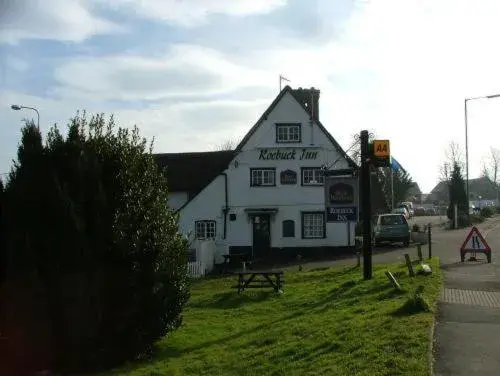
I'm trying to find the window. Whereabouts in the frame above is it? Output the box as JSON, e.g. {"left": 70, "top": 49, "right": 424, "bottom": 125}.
{"left": 301, "top": 167, "right": 324, "bottom": 185}
{"left": 301, "top": 212, "right": 325, "bottom": 239}
{"left": 282, "top": 220, "right": 295, "bottom": 237}
{"left": 276, "top": 123, "right": 301, "bottom": 143}
{"left": 250, "top": 168, "right": 276, "bottom": 187}
{"left": 195, "top": 220, "right": 216, "bottom": 239}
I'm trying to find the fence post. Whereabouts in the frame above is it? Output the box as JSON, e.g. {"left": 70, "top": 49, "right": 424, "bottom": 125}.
{"left": 428, "top": 223, "right": 432, "bottom": 259}
{"left": 417, "top": 244, "right": 423, "bottom": 262}
{"left": 404, "top": 253, "right": 415, "bottom": 277}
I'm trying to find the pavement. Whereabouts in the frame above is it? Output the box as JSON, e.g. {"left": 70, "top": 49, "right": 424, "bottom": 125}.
{"left": 433, "top": 216, "right": 500, "bottom": 376}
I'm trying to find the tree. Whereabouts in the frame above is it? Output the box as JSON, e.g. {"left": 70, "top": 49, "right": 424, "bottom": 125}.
{"left": 439, "top": 141, "right": 463, "bottom": 183}
{"left": 2, "top": 114, "right": 190, "bottom": 374}
{"left": 447, "top": 162, "right": 468, "bottom": 222}
{"left": 349, "top": 132, "right": 414, "bottom": 210}
{"left": 214, "top": 138, "right": 237, "bottom": 151}
{"left": 0, "top": 177, "right": 4, "bottom": 284}
{"left": 481, "top": 147, "right": 500, "bottom": 201}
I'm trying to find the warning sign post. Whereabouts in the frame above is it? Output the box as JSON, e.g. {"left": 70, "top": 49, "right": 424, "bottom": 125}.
{"left": 460, "top": 226, "right": 491, "bottom": 263}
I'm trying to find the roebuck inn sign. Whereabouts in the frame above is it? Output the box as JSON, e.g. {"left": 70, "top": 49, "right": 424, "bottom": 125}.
{"left": 258, "top": 148, "right": 319, "bottom": 160}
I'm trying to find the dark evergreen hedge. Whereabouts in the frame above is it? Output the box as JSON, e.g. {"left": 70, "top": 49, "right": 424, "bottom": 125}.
{"left": 1, "top": 113, "right": 189, "bottom": 374}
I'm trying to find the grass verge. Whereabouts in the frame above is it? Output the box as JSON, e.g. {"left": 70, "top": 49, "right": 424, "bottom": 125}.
{"left": 96, "top": 258, "right": 442, "bottom": 376}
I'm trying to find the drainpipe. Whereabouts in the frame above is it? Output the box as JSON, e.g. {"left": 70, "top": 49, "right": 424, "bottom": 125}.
{"left": 221, "top": 173, "right": 229, "bottom": 239}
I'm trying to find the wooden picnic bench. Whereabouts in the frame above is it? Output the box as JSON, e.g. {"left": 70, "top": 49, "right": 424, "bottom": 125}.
{"left": 232, "top": 270, "right": 284, "bottom": 294}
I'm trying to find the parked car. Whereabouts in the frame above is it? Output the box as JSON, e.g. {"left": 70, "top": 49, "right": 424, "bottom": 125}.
{"left": 414, "top": 207, "right": 426, "bottom": 216}
{"left": 400, "top": 201, "right": 414, "bottom": 217}
{"left": 373, "top": 213, "right": 411, "bottom": 247}
{"left": 392, "top": 207, "right": 409, "bottom": 220}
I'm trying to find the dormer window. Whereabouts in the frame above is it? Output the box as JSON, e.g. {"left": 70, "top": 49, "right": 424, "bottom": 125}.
{"left": 276, "top": 123, "right": 301, "bottom": 143}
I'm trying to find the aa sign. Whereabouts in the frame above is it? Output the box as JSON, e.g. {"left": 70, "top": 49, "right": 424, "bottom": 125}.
{"left": 373, "top": 140, "right": 390, "bottom": 157}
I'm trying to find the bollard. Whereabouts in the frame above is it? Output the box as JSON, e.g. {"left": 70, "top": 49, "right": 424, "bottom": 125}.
{"left": 404, "top": 253, "right": 415, "bottom": 277}
{"left": 428, "top": 223, "right": 432, "bottom": 259}
{"left": 417, "top": 244, "right": 423, "bottom": 262}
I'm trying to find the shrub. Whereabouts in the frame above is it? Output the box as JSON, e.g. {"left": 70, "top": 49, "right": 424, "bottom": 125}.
{"left": 2, "top": 115, "right": 189, "bottom": 374}
{"left": 470, "top": 214, "right": 485, "bottom": 224}
{"left": 480, "top": 206, "right": 495, "bottom": 218}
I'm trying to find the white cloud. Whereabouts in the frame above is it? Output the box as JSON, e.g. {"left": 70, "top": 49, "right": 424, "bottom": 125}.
{"left": 0, "top": 0, "right": 125, "bottom": 44}
{"left": 0, "top": 89, "right": 269, "bottom": 175}
{"left": 4, "top": 0, "right": 500, "bottom": 194}
{"left": 96, "top": 0, "right": 287, "bottom": 27}
{"left": 51, "top": 44, "right": 276, "bottom": 101}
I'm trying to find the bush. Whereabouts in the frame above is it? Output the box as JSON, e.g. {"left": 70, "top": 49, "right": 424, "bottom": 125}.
{"left": 2, "top": 115, "right": 190, "bottom": 374}
{"left": 480, "top": 206, "right": 495, "bottom": 218}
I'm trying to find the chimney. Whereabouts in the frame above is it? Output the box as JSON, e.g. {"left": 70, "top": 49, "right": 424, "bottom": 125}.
{"left": 291, "top": 87, "right": 320, "bottom": 121}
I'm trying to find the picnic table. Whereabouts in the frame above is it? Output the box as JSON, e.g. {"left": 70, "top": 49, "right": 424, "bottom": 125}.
{"left": 232, "top": 270, "right": 284, "bottom": 294}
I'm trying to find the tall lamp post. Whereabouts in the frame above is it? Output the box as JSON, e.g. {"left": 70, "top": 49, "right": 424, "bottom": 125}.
{"left": 464, "top": 94, "right": 500, "bottom": 223}
{"left": 10, "top": 104, "right": 40, "bottom": 129}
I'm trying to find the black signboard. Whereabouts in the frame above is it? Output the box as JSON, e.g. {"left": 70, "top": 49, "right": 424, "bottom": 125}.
{"left": 280, "top": 169, "right": 297, "bottom": 185}
{"left": 328, "top": 182, "right": 354, "bottom": 204}
{"left": 326, "top": 206, "right": 357, "bottom": 222}
{"left": 324, "top": 175, "right": 358, "bottom": 223}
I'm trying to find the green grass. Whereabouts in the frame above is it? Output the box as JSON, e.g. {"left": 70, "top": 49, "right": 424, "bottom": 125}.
{"left": 97, "top": 258, "right": 442, "bottom": 376}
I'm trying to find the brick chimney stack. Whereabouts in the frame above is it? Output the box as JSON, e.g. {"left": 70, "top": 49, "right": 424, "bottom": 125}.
{"left": 291, "top": 87, "right": 320, "bottom": 121}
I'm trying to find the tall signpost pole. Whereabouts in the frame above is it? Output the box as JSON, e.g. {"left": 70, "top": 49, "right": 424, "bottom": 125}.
{"left": 360, "top": 130, "right": 372, "bottom": 280}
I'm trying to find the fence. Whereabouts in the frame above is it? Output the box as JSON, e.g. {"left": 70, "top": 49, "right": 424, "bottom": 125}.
{"left": 187, "top": 260, "right": 206, "bottom": 278}
{"left": 186, "top": 240, "right": 216, "bottom": 278}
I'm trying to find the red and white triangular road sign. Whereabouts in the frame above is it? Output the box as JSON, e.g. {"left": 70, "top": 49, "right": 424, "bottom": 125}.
{"left": 460, "top": 226, "right": 491, "bottom": 252}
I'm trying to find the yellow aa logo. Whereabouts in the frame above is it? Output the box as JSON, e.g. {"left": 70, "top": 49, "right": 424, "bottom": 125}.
{"left": 373, "top": 140, "right": 390, "bottom": 157}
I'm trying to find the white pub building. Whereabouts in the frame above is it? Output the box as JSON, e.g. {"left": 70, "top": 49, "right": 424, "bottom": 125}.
{"left": 155, "top": 86, "right": 358, "bottom": 263}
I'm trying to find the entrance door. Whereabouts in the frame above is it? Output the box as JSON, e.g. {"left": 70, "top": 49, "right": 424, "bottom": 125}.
{"left": 252, "top": 215, "right": 271, "bottom": 260}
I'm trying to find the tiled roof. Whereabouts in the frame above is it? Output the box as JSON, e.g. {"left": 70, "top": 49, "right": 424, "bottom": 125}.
{"left": 154, "top": 151, "right": 235, "bottom": 195}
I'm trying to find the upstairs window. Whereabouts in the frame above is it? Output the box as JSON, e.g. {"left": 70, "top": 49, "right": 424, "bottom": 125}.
{"left": 250, "top": 168, "right": 276, "bottom": 187}
{"left": 301, "top": 167, "right": 324, "bottom": 186}
{"left": 276, "top": 123, "right": 301, "bottom": 143}
{"left": 195, "top": 220, "right": 216, "bottom": 239}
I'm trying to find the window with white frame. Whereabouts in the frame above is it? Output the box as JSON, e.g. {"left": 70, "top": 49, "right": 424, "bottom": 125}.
{"left": 195, "top": 220, "right": 216, "bottom": 239}
{"left": 302, "top": 212, "right": 325, "bottom": 238}
{"left": 301, "top": 167, "right": 324, "bottom": 185}
{"left": 250, "top": 168, "right": 276, "bottom": 186}
{"left": 276, "top": 123, "right": 301, "bottom": 143}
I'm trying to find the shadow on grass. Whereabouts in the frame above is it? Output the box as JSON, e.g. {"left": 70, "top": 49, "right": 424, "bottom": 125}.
{"left": 189, "top": 290, "right": 274, "bottom": 309}
{"left": 152, "top": 309, "right": 310, "bottom": 360}
{"left": 391, "top": 286, "right": 431, "bottom": 316}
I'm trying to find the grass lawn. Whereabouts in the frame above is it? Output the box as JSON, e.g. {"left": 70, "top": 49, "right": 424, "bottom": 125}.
{"left": 97, "top": 258, "right": 442, "bottom": 376}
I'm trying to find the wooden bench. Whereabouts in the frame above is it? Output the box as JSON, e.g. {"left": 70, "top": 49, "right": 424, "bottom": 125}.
{"left": 232, "top": 270, "right": 284, "bottom": 294}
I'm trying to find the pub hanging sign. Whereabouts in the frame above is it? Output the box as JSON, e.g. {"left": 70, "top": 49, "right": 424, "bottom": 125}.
{"left": 324, "top": 175, "right": 359, "bottom": 222}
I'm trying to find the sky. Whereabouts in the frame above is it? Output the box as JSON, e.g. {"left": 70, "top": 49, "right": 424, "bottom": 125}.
{"left": 1, "top": 0, "right": 500, "bottom": 193}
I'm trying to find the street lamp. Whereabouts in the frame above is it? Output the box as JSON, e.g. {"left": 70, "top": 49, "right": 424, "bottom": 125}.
{"left": 464, "top": 93, "right": 500, "bottom": 223}
{"left": 10, "top": 104, "right": 40, "bottom": 129}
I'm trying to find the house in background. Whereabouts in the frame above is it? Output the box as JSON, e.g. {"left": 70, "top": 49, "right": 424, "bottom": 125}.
{"left": 155, "top": 86, "right": 364, "bottom": 263}
{"left": 426, "top": 176, "right": 499, "bottom": 205}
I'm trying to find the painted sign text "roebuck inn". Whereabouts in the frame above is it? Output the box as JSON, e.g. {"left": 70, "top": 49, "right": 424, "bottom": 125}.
{"left": 258, "top": 148, "right": 319, "bottom": 161}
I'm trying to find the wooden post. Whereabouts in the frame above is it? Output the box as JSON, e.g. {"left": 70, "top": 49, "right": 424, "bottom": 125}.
{"left": 385, "top": 271, "right": 402, "bottom": 291}
{"left": 417, "top": 244, "right": 423, "bottom": 262}
{"left": 360, "top": 130, "right": 372, "bottom": 280}
{"left": 428, "top": 223, "right": 432, "bottom": 259}
{"left": 404, "top": 253, "right": 415, "bottom": 277}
